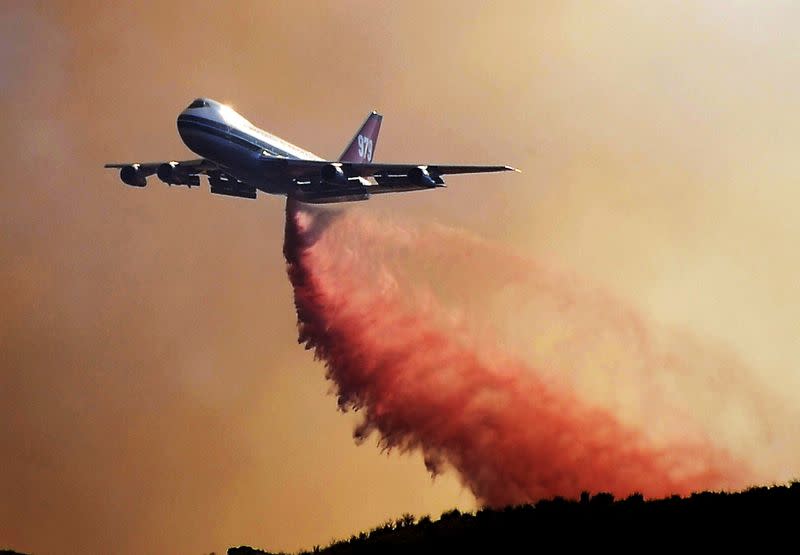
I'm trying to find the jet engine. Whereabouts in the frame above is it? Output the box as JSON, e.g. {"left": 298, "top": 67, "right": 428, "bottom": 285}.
{"left": 408, "top": 166, "right": 438, "bottom": 187}
{"left": 157, "top": 162, "right": 200, "bottom": 187}
{"left": 120, "top": 165, "right": 147, "bottom": 187}
{"left": 320, "top": 163, "right": 350, "bottom": 186}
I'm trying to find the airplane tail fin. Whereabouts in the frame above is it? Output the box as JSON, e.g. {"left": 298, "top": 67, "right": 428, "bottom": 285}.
{"left": 339, "top": 111, "right": 382, "bottom": 163}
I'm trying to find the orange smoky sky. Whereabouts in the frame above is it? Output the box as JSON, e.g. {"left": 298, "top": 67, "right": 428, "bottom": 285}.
{"left": 2, "top": 2, "right": 800, "bottom": 554}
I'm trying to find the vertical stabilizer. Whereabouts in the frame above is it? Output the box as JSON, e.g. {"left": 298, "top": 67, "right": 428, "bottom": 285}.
{"left": 339, "top": 111, "right": 382, "bottom": 163}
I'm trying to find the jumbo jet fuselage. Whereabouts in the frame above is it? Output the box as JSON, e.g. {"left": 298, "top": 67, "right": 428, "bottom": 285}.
{"left": 177, "top": 98, "right": 322, "bottom": 195}
{"left": 105, "top": 97, "right": 517, "bottom": 204}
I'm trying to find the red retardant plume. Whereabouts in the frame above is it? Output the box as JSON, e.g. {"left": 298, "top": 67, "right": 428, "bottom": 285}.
{"left": 283, "top": 200, "right": 750, "bottom": 506}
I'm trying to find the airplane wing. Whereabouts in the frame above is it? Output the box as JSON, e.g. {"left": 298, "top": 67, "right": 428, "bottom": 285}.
{"left": 104, "top": 159, "right": 220, "bottom": 188}
{"left": 103, "top": 158, "right": 215, "bottom": 173}
{"left": 352, "top": 163, "right": 518, "bottom": 177}
{"left": 271, "top": 159, "right": 518, "bottom": 179}
{"left": 269, "top": 159, "right": 518, "bottom": 202}
{"left": 105, "top": 157, "right": 517, "bottom": 203}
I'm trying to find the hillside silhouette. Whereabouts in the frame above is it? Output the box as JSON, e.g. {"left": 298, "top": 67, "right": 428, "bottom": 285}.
{"left": 228, "top": 483, "right": 799, "bottom": 554}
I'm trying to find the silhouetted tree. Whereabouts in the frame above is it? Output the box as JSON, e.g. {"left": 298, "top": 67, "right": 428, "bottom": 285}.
{"left": 396, "top": 513, "right": 415, "bottom": 528}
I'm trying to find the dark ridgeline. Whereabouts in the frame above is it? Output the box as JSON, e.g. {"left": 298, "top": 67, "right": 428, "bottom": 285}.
{"left": 228, "top": 482, "right": 800, "bottom": 554}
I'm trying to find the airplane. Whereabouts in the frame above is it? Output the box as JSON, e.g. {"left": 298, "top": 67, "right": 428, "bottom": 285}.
{"left": 105, "top": 98, "right": 518, "bottom": 204}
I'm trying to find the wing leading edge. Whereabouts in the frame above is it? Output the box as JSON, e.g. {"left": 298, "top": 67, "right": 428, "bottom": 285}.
{"left": 103, "top": 158, "right": 214, "bottom": 173}
{"left": 283, "top": 160, "right": 519, "bottom": 203}
{"left": 268, "top": 158, "right": 519, "bottom": 178}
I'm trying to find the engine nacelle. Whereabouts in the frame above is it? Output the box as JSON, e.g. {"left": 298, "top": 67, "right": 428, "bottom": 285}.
{"left": 120, "top": 165, "right": 147, "bottom": 187}
{"left": 408, "top": 166, "right": 438, "bottom": 187}
{"left": 157, "top": 162, "right": 200, "bottom": 187}
{"left": 320, "top": 163, "right": 349, "bottom": 186}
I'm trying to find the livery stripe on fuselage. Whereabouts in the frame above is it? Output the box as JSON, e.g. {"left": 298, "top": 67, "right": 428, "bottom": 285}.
{"left": 177, "top": 115, "right": 299, "bottom": 159}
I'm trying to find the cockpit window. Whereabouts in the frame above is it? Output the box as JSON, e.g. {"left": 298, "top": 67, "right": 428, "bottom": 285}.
{"left": 188, "top": 99, "right": 207, "bottom": 109}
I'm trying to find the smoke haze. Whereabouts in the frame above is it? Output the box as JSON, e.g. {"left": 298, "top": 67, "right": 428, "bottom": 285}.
{"left": 3, "top": 2, "right": 800, "bottom": 554}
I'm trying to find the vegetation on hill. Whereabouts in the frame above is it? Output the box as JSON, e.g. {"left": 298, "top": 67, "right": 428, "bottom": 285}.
{"left": 229, "top": 482, "right": 800, "bottom": 554}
